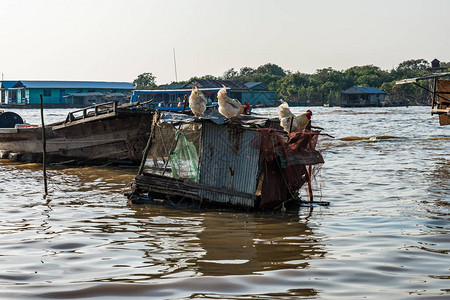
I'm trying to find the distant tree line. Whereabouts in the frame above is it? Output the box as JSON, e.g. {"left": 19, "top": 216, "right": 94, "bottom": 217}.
{"left": 134, "top": 59, "right": 449, "bottom": 106}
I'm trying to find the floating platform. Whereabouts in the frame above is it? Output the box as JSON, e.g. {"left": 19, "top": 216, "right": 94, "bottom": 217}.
{"left": 127, "top": 111, "right": 325, "bottom": 212}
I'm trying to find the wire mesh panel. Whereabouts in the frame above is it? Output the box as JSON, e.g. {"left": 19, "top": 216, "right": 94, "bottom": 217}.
{"left": 198, "top": 121, "right": 260, "bottom": 207}
{"left": 146, "top": 121, "right": 202, "bottom": 178}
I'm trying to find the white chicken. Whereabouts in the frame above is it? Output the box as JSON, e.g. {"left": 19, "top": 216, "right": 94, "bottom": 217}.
{"left": 217, "top": 86, "right": 250, "bottom": 118}
{"left": 278, "top": 102, "right": 312, "bottom": 133}
{"left": 189, "top": 85, "right": 207, "bottom": 117}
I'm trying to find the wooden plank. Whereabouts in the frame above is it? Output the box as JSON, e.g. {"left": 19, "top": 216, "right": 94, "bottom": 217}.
{"left": 68, "top": 101, "right": 117, "bottom": 115}
{"left": 184, "top": 180, "right": 258, "bottom": 200}
{"left": 135, "top": 173, "right": 257, "bottom": 201}
{"left": 135, "top": 174, "right": 201, "bottom": 200}
{"left": 52, "top": 111, "right": 118, "bottom": 130}
{"left": 432, "top": 108, "right": 450, "bottom": 115}
{"left": 395, "top": 72, "right": 450, "bottom": 85}
{"left": 286, "top": 150, "right": 324, "bottom": 165}
{"left": 136, "top": 182, "right": 200, "bottom": 198}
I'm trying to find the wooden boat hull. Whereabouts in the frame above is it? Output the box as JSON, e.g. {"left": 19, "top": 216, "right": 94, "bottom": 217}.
{"left": 0, "top": 109, "right": 153, "bottom": 165}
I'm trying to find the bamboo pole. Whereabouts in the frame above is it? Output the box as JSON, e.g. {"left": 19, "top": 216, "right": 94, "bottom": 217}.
{"left": 432, "top": 77, "right": 438, "bottom": 109}
{"left": 137, "top": 110, "right": 161, "bottom": 175}
{"left": 306, "top": 165, "right": 313, "bottom": 202}
{"left": 40, "top": 94, "right": 48, "bottom": 196}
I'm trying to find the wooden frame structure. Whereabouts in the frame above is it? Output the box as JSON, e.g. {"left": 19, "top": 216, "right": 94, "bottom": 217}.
{"left": 396, "top": 72, "right": 450, "bottom": 125}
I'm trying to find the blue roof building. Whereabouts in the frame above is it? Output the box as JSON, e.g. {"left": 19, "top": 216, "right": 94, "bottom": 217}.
{"left": 135, "top": 80, "right": 277, "bottom": 107}
{"left": 2, "top": 80, "right": 134, "bottom": 105}
{"left": 1, "top": 81, "right": 19, "bottom": 104}
{"left": 341, "top": 86, "right": 388, "bottom": 107}
{"left": 185, "top": 79, "right": 276, "bottom": 106}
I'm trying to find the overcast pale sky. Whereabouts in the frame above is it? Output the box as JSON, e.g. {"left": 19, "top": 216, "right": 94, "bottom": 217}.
{"left": 0, "top": 0, "right": 448, "bottom": 84}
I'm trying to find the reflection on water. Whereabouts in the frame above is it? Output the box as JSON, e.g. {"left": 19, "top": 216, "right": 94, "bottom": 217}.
{"left": 0, "top": 106, "right": 448, "bottom": 299}
{"left": 197, "top": 213, "right": 325, "bottom": 276}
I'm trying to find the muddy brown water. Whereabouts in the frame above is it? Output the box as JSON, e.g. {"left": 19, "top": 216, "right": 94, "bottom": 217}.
{"left": 0, "top": 106, "right": 448, "bottom": 299}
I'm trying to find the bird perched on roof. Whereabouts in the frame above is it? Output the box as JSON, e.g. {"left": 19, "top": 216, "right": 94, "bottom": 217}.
{"left": 189, "top": 85, "right": 207, "bottom": 117}
{"left": 278, "top": 102, "right": 312, "bottom": 133}
{"left": 217, "top": 86, "right": 251, "bottom": 119}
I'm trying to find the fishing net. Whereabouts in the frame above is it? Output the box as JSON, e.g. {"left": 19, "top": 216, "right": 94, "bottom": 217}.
{"left": 146, "top": 121, "right": 202, "bottom": 182}
{"left": 257, "top": 129, "right": 323, "bottom": 210}
{"left": 169, "top": 131, "right": 200, "bottom": 182}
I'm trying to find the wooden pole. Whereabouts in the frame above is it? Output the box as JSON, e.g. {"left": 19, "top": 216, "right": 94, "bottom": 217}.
{"left": 432, "top": 77, "right": 438, "bottom": 109}
{"left": 137, "top": 110, "right": 161, "bottom": 175}
{"left": 182, "top": 94, "right": 188, "bottom": 114}
{"left": 40, "top": 94, "right": 48, "bottom": 196}
{"left": 306, "top": 165, "right": 313, "bottom": 203}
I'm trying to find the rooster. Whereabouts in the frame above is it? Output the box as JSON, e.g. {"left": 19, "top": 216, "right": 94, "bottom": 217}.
{"left": 189, "top": 85, "right": 207, "bottom": 117}
{"left": 278, "top": 102, "right": 312, "bottom": 133}
{"left": 217, "top": 86, "right": 251, "bottom": 118}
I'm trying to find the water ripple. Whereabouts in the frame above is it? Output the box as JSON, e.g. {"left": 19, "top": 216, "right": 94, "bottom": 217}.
{"left": 0, "top": 107, "right": 448, "bottom": 299}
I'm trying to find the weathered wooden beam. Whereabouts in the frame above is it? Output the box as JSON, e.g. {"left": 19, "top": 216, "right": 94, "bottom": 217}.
{"left": 431, "top": 108, "right": 450, "bottom": 115}
{"left": 135, "top": 172, "right": 257, "bottom": 201}
{"left": 52, "top": 111, "right": 118, "bottom": 130}
{"left": 183, "top": 180, "right": 257, "bottom": 200}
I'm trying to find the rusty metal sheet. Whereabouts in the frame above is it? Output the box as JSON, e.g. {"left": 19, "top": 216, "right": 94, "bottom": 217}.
{"left": 198, "top": 121, "right": 260, "bottom": 207}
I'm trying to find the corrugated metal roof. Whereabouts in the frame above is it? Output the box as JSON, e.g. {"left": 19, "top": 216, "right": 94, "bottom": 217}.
{"left": 198, "top": 121, "right": 260, "bottom": 207}
{"left": 245, "top": 82, "right": 263, "bottom": 89}
{"left": 158, "top": 84, "right": 186, "bottom": 89}
{"left": 64, "top": 92, "right": 104, "bottom": 97}
{"left": 342, "top": 86, "right": 387, "bottom": 94}
{"left": 1, "top": 81, "right": 18, "bottom": 89}
{"left": 187, "top": 79, "right": 249, "bottom": 90}
{"left": 134, "top": 87, "right": 225, "bottom": 95}
{"left": 12, "top": 81, "right": 134, "bottom": 90}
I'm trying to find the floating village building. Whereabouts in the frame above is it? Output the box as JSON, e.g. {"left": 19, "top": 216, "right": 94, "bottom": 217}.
{"left": 1, "top": 80, "right": 134, "bottom": 106}
{"left": 2, "top": 79, "right": 275, "bottom": 108}
{"left": 135, "top": 79, "right": 277, "bottom": 107}
{"left": 340, "top": 86, "right": 389, "bottom": 107}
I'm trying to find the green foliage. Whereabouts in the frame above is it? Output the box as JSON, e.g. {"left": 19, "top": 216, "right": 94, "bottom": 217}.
{"left": 255, "top": 63, "right": 286, "bottom": 77}
{"left": 223, "top": 68, "right": 239, "bottom": 80}
{"left": 136, "top": 58, "right": 449, "bottom": 105}
{"left": 133, "top": 72, "right": 157, "bottom": 89}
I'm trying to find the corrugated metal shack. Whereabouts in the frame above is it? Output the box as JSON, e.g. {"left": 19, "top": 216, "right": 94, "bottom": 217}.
{"left": 199, "top": 121, "right": 261, "bottom": 207}
{"left": 128, "top": 110, "right": 324, "bottom": 211}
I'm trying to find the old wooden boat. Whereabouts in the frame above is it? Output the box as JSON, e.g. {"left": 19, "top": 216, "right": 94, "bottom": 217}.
{"left": 0, "top": 101, "right": 155, "bottom": 165}
{"left": 127, "top": 110, "right": 325, "bottom": 212}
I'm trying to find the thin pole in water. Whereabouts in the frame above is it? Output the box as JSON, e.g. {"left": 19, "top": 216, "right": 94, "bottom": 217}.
{"left": 40, "top": 94, "right": 48, "bottom": 196}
